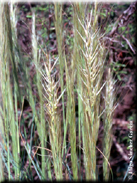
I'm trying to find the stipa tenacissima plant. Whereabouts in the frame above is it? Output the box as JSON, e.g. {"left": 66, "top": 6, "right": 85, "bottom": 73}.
{"left": 32, "top": 11, "right": 66, "bottom": 180}
{"left": 38, "top": 55, "right": 66, "bottom": 180}
{"left": 0, "top": 2, "right": 118, "bottom": 181}
{"left": 76, "top": 7, "right": 107, "bottom": 180}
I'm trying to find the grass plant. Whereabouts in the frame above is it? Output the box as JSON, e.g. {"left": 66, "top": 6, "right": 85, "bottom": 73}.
{"left": 0, "top": 2, "right": 117, "bottom": 181}
{"left": 76, "top": 6, "right": 106, "bottom": 180}
{"left": 0, "top": 3, "right": 21, "bottom": 179}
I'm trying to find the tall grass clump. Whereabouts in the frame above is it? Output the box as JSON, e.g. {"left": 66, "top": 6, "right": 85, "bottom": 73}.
{"left": 0, "top": 3, "right": 21, "bottom": 179}
{"left": 0, "top": 3, "right": 43, "bottom": 180}
{"left": 73, "top": 2, "right": 107, "bottom": 180}
{"left": 0, "top": 1, "right": 117, "bottom": 181}
{"left": 55, "top": 4, "right": 79, "bottom": 180}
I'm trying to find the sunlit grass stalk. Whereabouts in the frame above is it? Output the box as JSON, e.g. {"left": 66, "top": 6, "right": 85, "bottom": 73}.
{"left": 8, "top": 69, "right": 19, "bottom": 178}
{"left": 54, "top": 4, "right": 66, "bottom": 157}
{"left": 10, "top": 3, "right": 19, "bottom": 70}
{"left": 32, "top": 11, "right": 46, "bottom": 179}
{"left": 72, "top": 3, "right": 86, "bottom": 178}
{"left": 0, "top": 37, "right": 12, "bottom": 180}
{"left": 0, "top": 58, "right": 11, "bottom": 180}
{"left": 65, "top": 58, "right": 78, "bottom": 180}
{"left": 76, "top": 2, "right": 106, "bottom": 180}
{"left": 103, "top": 68, "right": 115, "bottom": 180}
{"left": 10, "top": 4, "right": 21, "bottom": 177}
{"left": 2, "top": 3, "right": 21, "bottom": 105}
{"left": 0, "top": 40, "right": 11, "bottom": 179}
